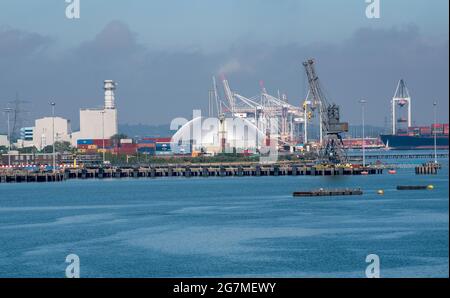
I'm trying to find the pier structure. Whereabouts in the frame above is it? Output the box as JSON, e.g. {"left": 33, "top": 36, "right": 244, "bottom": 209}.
{"left": 0, "top": 171, "right": 65, "bottom": 183}
{"left": 348, "top": 153, "right": 448, "bottom": 160}
{"left": 0, "top": 163, "right": 384, "bottom": 183}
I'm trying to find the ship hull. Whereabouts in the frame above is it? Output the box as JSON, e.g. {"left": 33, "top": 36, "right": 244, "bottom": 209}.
{"left": 380, "top": 134, "right": 449, "bottom": 150}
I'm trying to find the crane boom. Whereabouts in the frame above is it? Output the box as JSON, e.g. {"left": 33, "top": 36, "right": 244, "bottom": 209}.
{"left": 302, "top": 59, "right": 348, "bottom": 164}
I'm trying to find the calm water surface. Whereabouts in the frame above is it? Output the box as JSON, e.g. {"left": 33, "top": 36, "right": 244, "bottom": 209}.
{"left": 0, "top": 156, "right": 448, "bottom": 277}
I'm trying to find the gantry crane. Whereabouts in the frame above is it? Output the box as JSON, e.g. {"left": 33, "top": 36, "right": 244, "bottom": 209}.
{"left": 302, "top": 59, "right": 348, "bottom": 164}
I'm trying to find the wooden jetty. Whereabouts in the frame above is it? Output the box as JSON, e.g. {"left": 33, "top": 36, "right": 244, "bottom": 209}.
{"left": 0, "top": 163, "right": 384, "bottom": 184}
{"left": 62, "top": 164, "right": 383, "bottom": 179}
{"left": 293, "top": 188, "right": 363, "bottom": 197}
{"left": 0, "top": 170, "right": 65, "bottom": 183}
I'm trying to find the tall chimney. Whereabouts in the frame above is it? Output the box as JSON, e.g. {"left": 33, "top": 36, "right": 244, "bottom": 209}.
{"left": 104, "top": 80, "right": 116, "bottom": 109}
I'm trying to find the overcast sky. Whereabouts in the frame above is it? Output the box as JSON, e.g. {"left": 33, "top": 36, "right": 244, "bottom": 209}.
{"left": 0, "top": 0, "right": 448, "bottom": 129}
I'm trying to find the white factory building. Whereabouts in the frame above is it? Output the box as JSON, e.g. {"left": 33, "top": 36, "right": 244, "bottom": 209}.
{"left": 33, "top": 117, "right": 72, "bottom": 150}
{"left": 0, "top": 135, "right": 8, "bottom": 147}
{"left": 12, "top": 80, "right": 119, "bottom": 150}
{"left": 71, "top": 80, "right": 119, "bottom": 146}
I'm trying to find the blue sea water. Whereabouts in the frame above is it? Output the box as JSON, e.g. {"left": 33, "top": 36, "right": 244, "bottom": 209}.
{"left": 0, "top": 155, "right": 448, "bottom": 278}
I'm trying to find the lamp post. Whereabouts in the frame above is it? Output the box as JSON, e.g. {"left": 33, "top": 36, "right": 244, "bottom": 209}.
{"left": 100, "top": 110, "right": 105, "bottom": 164}
{"left": 50, "top": 102, "right": 56, "bottom": 173}
{"left": 359, "top": 99, "right": 367, "bottom": 167}
{"left": 4, "top": 108, "right": 13, "bottom": 167}
{"left": 433, "top": 101, "right": 438, "bottom": 164}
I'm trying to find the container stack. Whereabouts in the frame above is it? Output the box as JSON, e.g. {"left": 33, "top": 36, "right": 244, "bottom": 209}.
{"left": 137, "top": 139, "right": 156, "bottom": 155}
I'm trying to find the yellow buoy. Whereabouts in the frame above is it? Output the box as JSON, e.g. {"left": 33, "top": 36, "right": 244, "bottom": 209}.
{"left": 377, "top": 190, "right": 384, "bottom": 195}
{"left": 427, "top": 185, "right": 434, "bottom": 190}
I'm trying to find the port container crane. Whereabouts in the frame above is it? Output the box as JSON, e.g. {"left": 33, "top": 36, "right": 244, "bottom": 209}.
{"left": 302, "top": 59, "right": 348, "bottom": 164}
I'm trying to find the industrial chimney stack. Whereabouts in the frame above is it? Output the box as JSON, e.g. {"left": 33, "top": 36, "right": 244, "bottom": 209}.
{"left": 104, "top": 80, "right": 117, "bottom": 109}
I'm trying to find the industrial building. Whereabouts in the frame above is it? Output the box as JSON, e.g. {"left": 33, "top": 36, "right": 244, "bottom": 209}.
{"left": 33, "top": 117, "right": 72, "bottom": 150}
{"left": 20, "top": 127, "right": 34, "bottom": 141}
{"left": 0, "top": 135, "right": 8, "bottom": 147}
{"left": 14, "top": 127, "right": 35, "bottom": 149}
{"left": 71, "top": 80, "right": 119, "bottom": 146}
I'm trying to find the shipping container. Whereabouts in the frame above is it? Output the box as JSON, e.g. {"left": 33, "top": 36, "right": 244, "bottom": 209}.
{"left": 431, "top": 124, "right": 444, "bottom": 129}
{"left": 137, "top": 139, "right": 156, "bottom": 144}
{"left": 118, "top": 149, "right": 137, "bottom": 155}
{"left": 155, "top": 143, "right": 171, "bottom": 151}
{"left": 419, "top": 127, "right": 432, "bottom": 135}
{"left": 143, "top": 137, "right": 172, "bottom": 143}
{"left": 77, "top": 144, "right": 90, "bottom": 149}
{"left": 77, "top": 139, "right": 94, "bottom": 145}
{"left": 120, "top": 143, "right": 137, "bottom": 149}
{"left": 137, "top": 143, "right": 156, "bottom": 149}
{"left": 408, "top": 126, "right": 420, "bottom": 132}
{"left": 137, "top": 147, "right": 156, "bottom": 154}
{"left": 92, "top": 139, "right": 112, "bottom": 147}
{"left": 120, "top": 139, "right": 133, "bottom": 144}
{"left": 155, "top": 151, "right": 172, "bottom": 156}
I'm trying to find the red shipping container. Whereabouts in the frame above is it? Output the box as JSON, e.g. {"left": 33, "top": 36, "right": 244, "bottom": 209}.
{"left": 92, "top": 139, "right": 112, "bottom": 147}
{"left": 143, "top": 137, "right": 172, "bottom": 143}
{"left": 120, "top": 144, "right": 137, "bottom": 149}
{"left": 137, "top": 143, "right": 156, "bottom": 149}
{"left": 420, "top": 127, "right": 432, "bottom": 135}
{"left": 431, "top": 124, "right": 444, "bottom": 129}
{"left": 116, "top": 148, "right": 137, "bottom": 155}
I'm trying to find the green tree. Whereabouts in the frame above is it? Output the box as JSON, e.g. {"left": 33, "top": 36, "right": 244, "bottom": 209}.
{"left": 55, "top": 141, "right": 73, "bottom": 153}
{"left": 0, "top": 145, "right": 7, "bottom": 154}
{"left": 42, "top": 141, "right": 73, "bottom": 153}
{"left": 42, "top": 145, "right": 53, "bottom": 153}
{"left": 18, "top": 146, "right": 38, "bottom": 154}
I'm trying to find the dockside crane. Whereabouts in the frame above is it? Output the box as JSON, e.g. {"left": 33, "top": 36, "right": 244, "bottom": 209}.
{"left": 302, "top": 59, "right": 348, "bottom": 164}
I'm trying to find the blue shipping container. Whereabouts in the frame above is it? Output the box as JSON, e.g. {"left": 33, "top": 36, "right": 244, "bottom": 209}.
{"left": 138, "top": 147, "right": 156, "bottom": 154}
{"left": 156, "top": 143, "right": 171, "bottom": 151}
{"left": 138, "top": 139, "right": 156, "bottom": 144}
{"left": 77, "top": 139, "right": 94, "bottom": 145}
{"left": 155, "top": 151, "right": 172, "bottom": 156}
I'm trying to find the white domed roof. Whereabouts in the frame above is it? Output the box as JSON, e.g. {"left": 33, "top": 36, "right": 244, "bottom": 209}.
{"left": 171, "top": 116, "right": 265, "bottom": 154}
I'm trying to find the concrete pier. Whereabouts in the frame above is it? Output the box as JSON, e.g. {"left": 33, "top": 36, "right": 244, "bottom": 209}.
{"left": 0, "top": 163, "right": 384, "bottom": 183}
{"left": 63, "top": 164, "right": 383, "bottom": 179}
{"left": 0, "top": 171, "right": 65, "bottom": 183}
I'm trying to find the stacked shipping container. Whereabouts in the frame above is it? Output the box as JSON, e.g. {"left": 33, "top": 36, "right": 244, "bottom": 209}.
{"left": 399, "top": 124, "right": 448, "bottom": 136}
{"left": 142, "top": 137, "right": 172, "bottom": 155}
{"left": 137, "top": 139, "right": 156, "bottom": 154}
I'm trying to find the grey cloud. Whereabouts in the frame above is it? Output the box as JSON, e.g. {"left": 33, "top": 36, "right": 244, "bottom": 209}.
{"left": 0, "top": 22, "right": 447, "bottom": 131}
{"left": 0, "top": 26, "right": 52, "bottom": 59}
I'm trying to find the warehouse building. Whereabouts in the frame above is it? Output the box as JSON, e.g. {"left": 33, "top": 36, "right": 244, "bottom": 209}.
{"left": 71, "top": 80, "right": 119, "bottom": 146}
{"left": 33, "top": 117, "right": 72, "bottom": 150}
{"left": 0, "top": 135, "right": 8, "bottom": 148}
